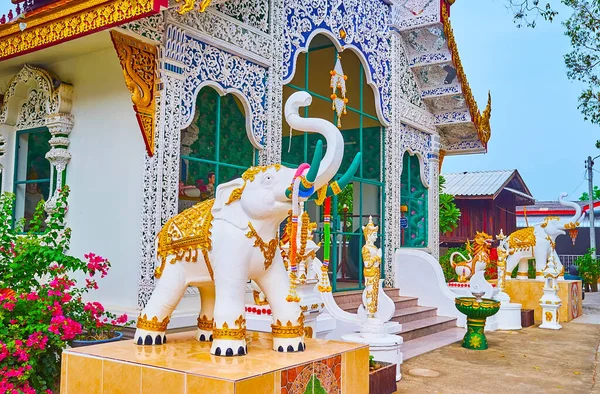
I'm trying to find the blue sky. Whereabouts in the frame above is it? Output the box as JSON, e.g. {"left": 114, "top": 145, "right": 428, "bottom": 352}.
{"left": 445, "top": 0, "right": 599, "bottom": 201}
{"left": 0, "top": 1, "right": 597, "bottom": 200}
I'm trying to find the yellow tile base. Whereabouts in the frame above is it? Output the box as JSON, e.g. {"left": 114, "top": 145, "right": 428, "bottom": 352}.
{"left": 60, "top": 331, "right": 369, "bottom": 394}
{"left": 504, "top": 279, "right": 583, "bottom": 322}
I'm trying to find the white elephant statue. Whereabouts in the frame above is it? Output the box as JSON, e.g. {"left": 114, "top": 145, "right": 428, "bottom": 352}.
{"left": 500, "top": 193, "right": 582, "bottom": 281}
{"left": 134, "top": 91, "right": 361, "bottom": 357}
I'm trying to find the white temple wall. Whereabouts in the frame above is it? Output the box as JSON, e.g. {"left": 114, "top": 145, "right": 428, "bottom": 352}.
{"left": 47, "top": 48, "right": 145, "bottom": 311}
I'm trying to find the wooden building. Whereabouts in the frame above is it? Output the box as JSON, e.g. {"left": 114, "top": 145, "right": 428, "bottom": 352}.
{"left": 440, "top": 170, "right": 534, "bottom": 246}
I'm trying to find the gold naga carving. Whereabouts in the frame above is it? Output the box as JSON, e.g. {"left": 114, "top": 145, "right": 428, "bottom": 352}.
{"left": 0, "top": 0, "right": 161, "bottom": 61}
{"left": 175, "top": 0, "right": 213, "bottom": 14}
{"left": 110, "top": 30, "right": 158, "bottom": 157}
{"left": 441, "top": 3, "right": 492, "bottom": 147}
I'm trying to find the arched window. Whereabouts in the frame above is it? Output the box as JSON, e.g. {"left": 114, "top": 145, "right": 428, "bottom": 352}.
{"left": 13, "top": 127, "right": 52, "bottom": 230}
{"left": 400, "top": 153, "right": 428, "bottom": 247}
{"left": 282, "top": 35, "right": 385, "bottom": 292}
{"left": 179, "top": 87, "right": 255, "bottom": 212}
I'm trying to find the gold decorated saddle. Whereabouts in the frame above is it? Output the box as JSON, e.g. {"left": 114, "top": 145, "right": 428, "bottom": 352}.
{"left": 155, "top": 199, "right": 214, "bottom": 279}
{"left": 508, "top": 226, "right": 536, "bottom": 252}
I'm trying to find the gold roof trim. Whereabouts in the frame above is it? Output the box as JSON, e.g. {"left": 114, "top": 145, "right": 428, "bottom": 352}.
{"left": 0, "top": 0, "right": 165, "bottom": 61}
{"left": 441, "top": 3, "right": 492, "bottom": 147}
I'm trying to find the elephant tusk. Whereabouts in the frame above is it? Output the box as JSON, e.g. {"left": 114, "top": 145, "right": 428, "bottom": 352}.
{"left": 305, "top": 140, "right": 323, "bottom": 184}
{"left": 326, "top": 153, "right": 361, "bottom": 197}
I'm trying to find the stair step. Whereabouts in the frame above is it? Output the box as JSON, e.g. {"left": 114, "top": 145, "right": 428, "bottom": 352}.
{"left": 333, "top": 288, "right": 399, "bottom": 305}
{"left": 402, "top": 327, "right": 465, "bottom": 360}
{"left": 390, "top": 306, "right": 438, "bottom": 324}
{"left": 399, "top": 316, "right": 458, "bottom": 341}
{"left": 339, "top": 296, "right": 419, "bottom": 312}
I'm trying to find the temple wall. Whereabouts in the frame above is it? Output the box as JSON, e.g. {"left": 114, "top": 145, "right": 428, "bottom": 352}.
{"left": 48, "top": 48, "right": 145, "bottom": 312}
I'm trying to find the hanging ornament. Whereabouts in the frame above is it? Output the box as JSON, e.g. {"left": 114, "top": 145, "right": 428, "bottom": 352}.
{"left": 568, "top": 228, "right": 579, "bottom": 246}
{"left": 330, "top": 55, "right": 348, "bottom": 128}
{"left": 565, "top": 221, "right": 580, "bottom": 246}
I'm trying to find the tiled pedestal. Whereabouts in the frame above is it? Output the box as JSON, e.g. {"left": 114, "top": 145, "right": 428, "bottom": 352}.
{"left": 504, "top": 279, "right": 582, "bottom": 322}
{"left": 60, "top": 331, "right": 369, "bottom": 394}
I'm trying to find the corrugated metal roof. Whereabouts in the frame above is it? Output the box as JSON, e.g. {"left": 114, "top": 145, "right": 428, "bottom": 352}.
{"left": 441, "top": 170, "right": 517, "bottom": 197}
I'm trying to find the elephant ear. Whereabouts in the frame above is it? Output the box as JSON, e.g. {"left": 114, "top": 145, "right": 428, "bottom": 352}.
{"left": 212, "top": 178, "right": 248, "bottom": 230}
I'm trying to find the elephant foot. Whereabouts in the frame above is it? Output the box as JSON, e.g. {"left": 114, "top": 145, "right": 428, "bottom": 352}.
{"left": 134, "top": 329, "right": 166, "bottom": 346}
{"left": 273, "top": 336, "right": 306, "bottom": 353}
{"left": 195, "top": 328, "right": 213, "bottom": 342}
{"left": 210, "top": 338, "right": 247, "bottom": 357}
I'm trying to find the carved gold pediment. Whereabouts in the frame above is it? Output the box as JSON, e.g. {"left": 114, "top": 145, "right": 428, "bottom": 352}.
{"left": 110, "top": 30, "right": 158, "bottom": 157}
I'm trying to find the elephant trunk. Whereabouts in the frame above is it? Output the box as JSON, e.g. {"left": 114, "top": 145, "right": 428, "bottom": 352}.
{"left": 558, "top": 192, "right": 583, "bottom": 227}
{"left": 285, "top": 91, "right": 344, "bottom": 191}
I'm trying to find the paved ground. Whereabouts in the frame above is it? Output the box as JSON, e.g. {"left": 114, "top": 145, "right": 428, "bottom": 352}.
{"left": 575, "top": 292, "right": 600, "bottom": 325}
{"left": 397, "top": 321, "right": 600, "bottom": 394}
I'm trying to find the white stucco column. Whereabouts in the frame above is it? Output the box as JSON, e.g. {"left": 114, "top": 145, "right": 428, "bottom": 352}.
{"left": 382, "top": 32, "right": 405, "bottom": 288}
{"left": 261, "top": 0, "right": 285, "bottom": 165}
{"left": 427, "top": 134, "right": 441, "bottom": 260}
{"left": 44, "top": 113, "right": 74, "bottom": 212}
{"left": 137, "top": 25, "right": 186, "bottom": 308}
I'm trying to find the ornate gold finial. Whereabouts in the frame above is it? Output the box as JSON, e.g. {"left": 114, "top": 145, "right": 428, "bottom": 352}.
{"left": 137, "top": 314, "right": 170, "bottom": 332}
{"left": 362, "top": 216, "right": 378, "bottom": 240}
{"left": 496, "top": 228, "right": 506, "bottom": 241}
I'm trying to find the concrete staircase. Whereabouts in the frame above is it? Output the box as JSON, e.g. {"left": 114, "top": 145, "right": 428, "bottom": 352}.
{"left": 333, "top": 288, "right": 463, "bottom": 359}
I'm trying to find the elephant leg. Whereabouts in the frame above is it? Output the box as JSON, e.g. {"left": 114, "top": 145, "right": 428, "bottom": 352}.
{"left": 555, "top": 250, "right": 565, "bottom": 281}
{"left": 533, "top": 245, "right": 549, "bottom": 281}
{"left": 196, "top": 283, "right": 215, "bottom": 342}
{"left": 517, "top": 258, "right": 529, "bottom": 280}
{"left": 134, "top": 260, "right": 187, "bottom": 346}
{"left": 256, "top": 259, "right": 305, "bottom": 353}
{"left": 210, "top": 262, "right": 248, "bottom": 357}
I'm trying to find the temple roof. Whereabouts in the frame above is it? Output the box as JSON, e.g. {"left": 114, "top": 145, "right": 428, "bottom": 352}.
{"left": 0, "top": 0, "right": 166, "bottom": 61}
{"left": 393, "top": 0, "right": 492, "bottom": 157}
{"left": 441, "top": 170, "right": 534, "bottom": 204}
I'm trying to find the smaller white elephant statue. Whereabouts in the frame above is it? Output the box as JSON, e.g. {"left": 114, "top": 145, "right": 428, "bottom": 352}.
{"left": 502, "top": 193, "right": 582, "bottom": 281}
{"left": 134, "top": 91, "right": 360, "bottom": 357}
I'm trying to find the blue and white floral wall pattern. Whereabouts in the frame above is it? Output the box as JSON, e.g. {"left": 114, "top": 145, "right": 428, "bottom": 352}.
{"left": 282, "top": 0, "right": 392, "bottom": 125}
{"left": 181, "top": 37, "right": 268, "bottom": 148}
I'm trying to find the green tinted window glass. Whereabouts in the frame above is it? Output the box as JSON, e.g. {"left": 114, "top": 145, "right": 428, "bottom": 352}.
{"left": 400, "top": 154, "right": 428, "bottom": 247}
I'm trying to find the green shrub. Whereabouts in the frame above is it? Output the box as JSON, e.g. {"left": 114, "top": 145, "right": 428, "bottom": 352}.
{"left": 439, "top": 246, "right": 468, "bottom": 282}
{"left": 575, "top": 249, "right": 600, "bottom": 287}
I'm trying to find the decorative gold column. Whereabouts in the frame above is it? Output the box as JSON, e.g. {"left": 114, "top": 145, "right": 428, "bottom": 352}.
{"left": 110, "top": 30, "right": 158, "bottom": 157}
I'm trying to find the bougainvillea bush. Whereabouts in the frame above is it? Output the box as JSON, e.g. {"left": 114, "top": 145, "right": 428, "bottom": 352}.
{"left": 0, "top": 187, "right": 132, "bottom": 393}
